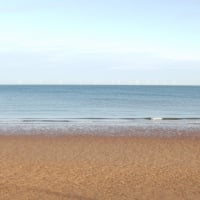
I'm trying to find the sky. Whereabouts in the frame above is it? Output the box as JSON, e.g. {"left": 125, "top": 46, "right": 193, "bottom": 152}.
{"left": 0, "top": 0, "right": 200, "bottom": 85}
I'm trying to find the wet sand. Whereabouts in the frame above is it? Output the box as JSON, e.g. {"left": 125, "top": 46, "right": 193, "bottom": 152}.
{"left": 0, "top": 134, "right": 200, "bottom": 200}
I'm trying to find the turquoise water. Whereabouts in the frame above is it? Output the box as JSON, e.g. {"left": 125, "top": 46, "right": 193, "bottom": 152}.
{"left": 0, "top": 85, "right": 200, "bottom": 131}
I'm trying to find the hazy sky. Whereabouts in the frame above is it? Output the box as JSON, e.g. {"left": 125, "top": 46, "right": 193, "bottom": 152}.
{"left": 0, "top": 0, "right": 200, "bottom": 85}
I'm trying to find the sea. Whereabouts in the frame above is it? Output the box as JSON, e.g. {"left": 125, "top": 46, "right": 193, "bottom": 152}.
{"left": 0, "top": 85, "right": 200, "bottom": 135}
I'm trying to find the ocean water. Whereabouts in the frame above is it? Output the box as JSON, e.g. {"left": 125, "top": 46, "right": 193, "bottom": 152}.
{"left": 0, "top": 85, "right": 200, "bottom": 132}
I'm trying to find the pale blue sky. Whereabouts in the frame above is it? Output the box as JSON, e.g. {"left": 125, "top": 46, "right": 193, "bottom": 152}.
{"left": 0, "top": 0, "right": 200, "bottom": 84}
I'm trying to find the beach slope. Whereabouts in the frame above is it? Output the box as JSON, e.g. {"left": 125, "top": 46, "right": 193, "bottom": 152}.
{"left": 0, "top": 135, "right": 200, "bottom": 200}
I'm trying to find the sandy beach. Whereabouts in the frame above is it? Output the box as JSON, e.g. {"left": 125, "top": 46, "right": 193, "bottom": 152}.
{"left": 0, "top": 133, "right": 200, "bottom": 200}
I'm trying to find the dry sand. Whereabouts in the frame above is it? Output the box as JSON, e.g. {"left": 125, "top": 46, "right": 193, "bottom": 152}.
{"left": 0, "top": 134, "right": 200, "bottom": 200}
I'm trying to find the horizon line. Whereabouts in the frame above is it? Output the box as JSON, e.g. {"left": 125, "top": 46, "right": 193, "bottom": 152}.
{"left": 0, "top": 84, "right": 199, "bottom": 87}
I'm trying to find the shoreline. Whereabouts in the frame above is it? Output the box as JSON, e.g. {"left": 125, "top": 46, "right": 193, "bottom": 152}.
{"left": 0, "top": 126, "right": 200, "bottom": 138}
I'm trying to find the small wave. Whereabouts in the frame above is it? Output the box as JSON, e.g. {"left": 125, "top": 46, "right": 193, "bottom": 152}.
{"left": 0, "top": 117, "right": 200, "bottom": 124}
{"left": 150, "top": 117, "right": 163, "bottom": 121}
{"left": 22, "top": 119, "right": 70, "bottom": 123}
{"left": 162, "top": 118, "right": 200, "bottom": 120}
{"left": 145, "top": 117, "right": 200, "bottom": 121}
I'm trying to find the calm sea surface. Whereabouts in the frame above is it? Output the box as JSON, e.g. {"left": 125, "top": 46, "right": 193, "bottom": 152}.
{"left": 0, "top": 85, "right": 200, "bottom": 132}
